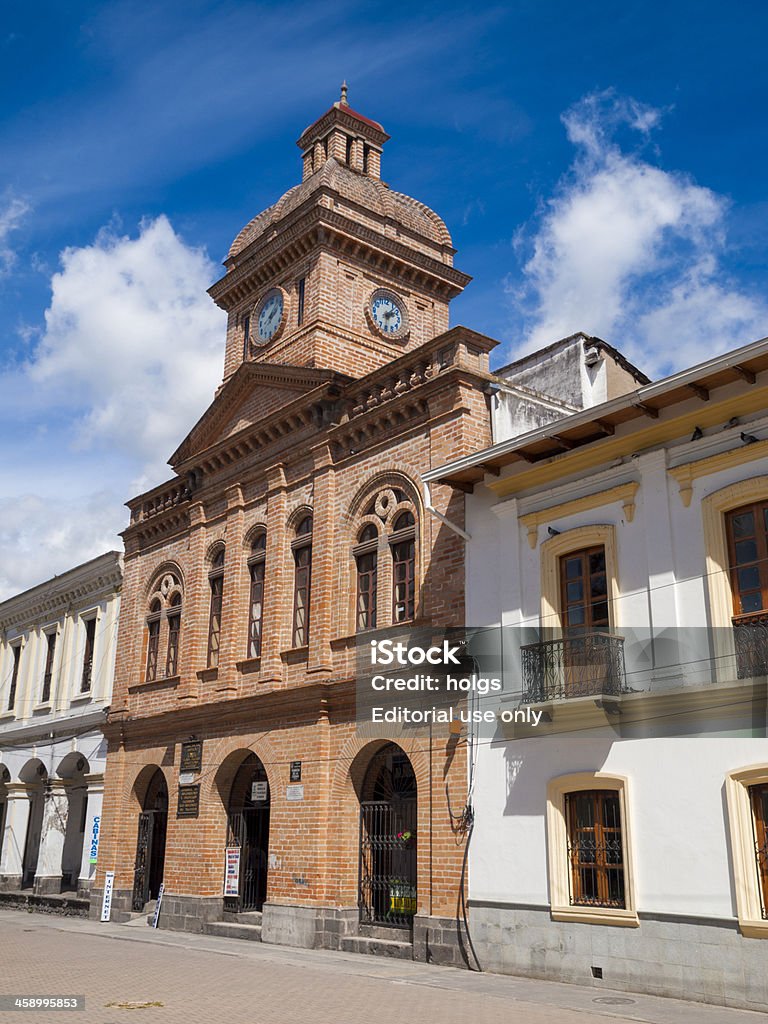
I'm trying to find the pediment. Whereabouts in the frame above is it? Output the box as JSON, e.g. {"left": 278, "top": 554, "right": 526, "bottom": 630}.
{"left": 169, "top": 362, "right": 346, "bottom": 468}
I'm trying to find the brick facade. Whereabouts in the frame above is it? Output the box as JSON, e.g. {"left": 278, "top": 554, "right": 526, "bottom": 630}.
{"left": 93, "top": 95, "right": 497, "bottom": 965}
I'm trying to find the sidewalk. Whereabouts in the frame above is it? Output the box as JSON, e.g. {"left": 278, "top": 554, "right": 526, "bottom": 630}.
{"left": 0, "top": 909, "right": 764, "bottom": 1023}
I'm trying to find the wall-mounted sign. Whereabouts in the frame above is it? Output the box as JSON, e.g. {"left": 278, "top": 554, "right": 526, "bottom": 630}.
{"left": 177, "top": 784, "right": 200, "bottom": 818}
{"left": 180, "top": 740, "right": 203, "bottom": 773}
{"left": 179, "top": 771, "right": 196, "bottom": 786}
{"left": 251, "top": 781, "right": 268, "bottom": 803}
{"left": 224, "top": 847, "right": 240, "bottom": 897}
{"left": 289, "top": 761, "right": 302, "bottom": 782}
{"left": 89, "top": 815, "right": 100, "bottom": 865}
{"left": 286, "top": 784, "right": 304, "bottom": 801}
{"left": 100, "top": 871, "right": 115, "bottom": 922}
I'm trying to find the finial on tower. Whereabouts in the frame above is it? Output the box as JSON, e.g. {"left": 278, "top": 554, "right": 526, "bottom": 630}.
{"left": 340, "top": 80, "right": 348, "bottom": 106}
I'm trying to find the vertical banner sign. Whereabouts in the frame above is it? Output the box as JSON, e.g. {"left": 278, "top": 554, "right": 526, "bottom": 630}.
{"left": 89, "top": 815, "right": 100, "bottom": 865}
{"left": 151, "top": 882, "right": 164, "bottom": 929}
{"left": 100, "top": 870, "right": 115, "bottom": 922}
{"left": 224, "top": 847, "right": 240, "bottom": 897}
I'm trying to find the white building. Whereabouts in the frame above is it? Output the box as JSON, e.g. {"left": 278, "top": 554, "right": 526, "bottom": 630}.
{"left": 425, "top": 335, "right": 768, "bottom": 1010}
{"left": 0, "top": 552, "right": 122, "bottom": 900}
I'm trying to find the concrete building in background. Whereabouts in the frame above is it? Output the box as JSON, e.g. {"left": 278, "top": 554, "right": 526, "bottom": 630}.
{"left": 426, "top": 335, "right": 768, "bottom": 1011}
{"left": 0, "top": 551, "right": 122, "bottom": 901}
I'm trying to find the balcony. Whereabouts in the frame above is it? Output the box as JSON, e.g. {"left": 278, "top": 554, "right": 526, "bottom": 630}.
{"left": 521, "top": 631, "right": 626, "bottom": 703}
{"left": 733, "top": 613, "right": 768, "bottom": 679}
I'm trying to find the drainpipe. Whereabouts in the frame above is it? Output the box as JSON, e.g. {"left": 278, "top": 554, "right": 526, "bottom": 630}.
{"left": 422, "top": 480, "right": 471, "bottom": 542}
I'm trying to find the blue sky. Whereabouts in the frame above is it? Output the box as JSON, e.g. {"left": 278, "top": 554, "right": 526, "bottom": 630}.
{"left": 1, "top": 0, "right": 767, "bottom": 596}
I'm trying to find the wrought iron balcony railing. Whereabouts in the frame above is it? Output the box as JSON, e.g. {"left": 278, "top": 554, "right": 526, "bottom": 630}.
{"left": 733, "top": 613, "right": 768, "bottom": 680}
{"left": 521, "top": 631, "right": 626, "bottom": 703}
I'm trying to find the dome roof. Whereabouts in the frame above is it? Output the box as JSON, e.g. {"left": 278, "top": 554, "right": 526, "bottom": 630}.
{"left": 227, "top": 157, "right": 452, "bottom": 261}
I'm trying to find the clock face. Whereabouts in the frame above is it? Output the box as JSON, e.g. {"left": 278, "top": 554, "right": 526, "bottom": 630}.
{"left": 255, "top": 289, "right": 284, "bottom": 344}
{"left": 368, "top": 289, "right": 409, "bottom": 339}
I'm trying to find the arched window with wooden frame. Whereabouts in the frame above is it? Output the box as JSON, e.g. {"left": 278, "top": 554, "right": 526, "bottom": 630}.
{"left": 347, "top": 482, "right": 420, "bottom": 633}
{"left": 391, "top": 510, "right": 416, "bottom": 623}
{"left": 355, "top": 523, "right": 378, "bottom": 632}
{"left": 165, "top": 592, "right": 182, "bottom": 677}
{"left": 292, "top": 516, "right": 313, "bottom": 647}
{"left": 143, "top": 569, "right": 183, "bottom": 683}
{"left": 207, "top": 548, "right": 225, "bottom": 669}
{"left": 145, "top": 598, "right": 162, "bottom": 682}
{"left": 247, "top": 531, "right": 267, "bottom": 659}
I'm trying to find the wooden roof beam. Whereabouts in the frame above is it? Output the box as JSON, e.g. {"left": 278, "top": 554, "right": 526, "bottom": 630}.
{"left": 687, "top": 383, "right": 710, "bottom": 401}
{"left": 733, "top": 364, "right": 757, "bottom": 384}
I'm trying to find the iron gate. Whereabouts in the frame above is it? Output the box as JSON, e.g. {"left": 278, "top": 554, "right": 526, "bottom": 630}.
{"left": 224, "top": 808, "right": 269, "bottom": 913}
{"left": 359, "top": 799, "right": 417, "bottom": 928}
{"left": 132, "top": 810, "right": 167, "bottom": 912}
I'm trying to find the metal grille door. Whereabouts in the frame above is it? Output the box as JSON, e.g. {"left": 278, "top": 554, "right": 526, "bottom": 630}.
{"left": 224, "top": 808, "right": 269, "bottom": 913}
{"left": 359, "top": 799, "right": 417, "bottom": 928}
{"left": 132, "top": 810, "right": 167, "bottom": 912}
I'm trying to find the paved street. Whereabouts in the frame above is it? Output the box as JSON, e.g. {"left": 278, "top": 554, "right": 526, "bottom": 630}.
{"left": 0, "top": 911, "right": 765, "bottom": 1024}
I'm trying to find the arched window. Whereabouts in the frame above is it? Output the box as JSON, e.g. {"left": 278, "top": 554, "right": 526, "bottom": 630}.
{"left": 391, "top": 511, "right": 416, "bottom": 623}
{"left": 166, "top": 593, "right": 182, "bottom": 677}
{"left": 248, "top": 532, "right": 267, "bottom": 659}
{"left": 292, "top": 516, "right": 312, "bottom": 647}
{"left": 208, "top": 548, "right": 225, "bottom": 669}
{"left": 355, "top": 524, "right": 378, "bottom": 631}
{"left": 145, "top": 599, "right": 162, "bottom": 682}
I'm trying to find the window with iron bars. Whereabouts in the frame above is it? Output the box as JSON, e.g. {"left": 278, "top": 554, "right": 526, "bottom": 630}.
{"left": 292, "top": 516, "right": 312, "bottom": 647}
{"left": 81, "top": 618, "right": 96, "bottom": 693}
{"left": 750, "top": 782, "right": 768, "bottom": 919}
{"left": 565, "top": 790, "right": 625, "bottom": 908}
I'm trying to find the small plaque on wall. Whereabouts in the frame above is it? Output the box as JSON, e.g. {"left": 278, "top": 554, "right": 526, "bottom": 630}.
{"left": 177, "top": 784, "right": 200, "bottom": 818}
{"left": 180, "top": 740, "right": 203, "bottom": 773}
{"left": 289, "top": 761, "right": 302, "bottom": 782}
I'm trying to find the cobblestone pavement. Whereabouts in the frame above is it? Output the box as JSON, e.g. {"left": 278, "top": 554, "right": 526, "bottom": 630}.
{"left": 0, "top": 911, "right": 764, "bottom": 1024}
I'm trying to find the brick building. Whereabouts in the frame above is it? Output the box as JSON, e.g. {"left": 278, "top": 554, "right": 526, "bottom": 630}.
{"left": 92, "top": 91, "right": 497, "bottom": 963}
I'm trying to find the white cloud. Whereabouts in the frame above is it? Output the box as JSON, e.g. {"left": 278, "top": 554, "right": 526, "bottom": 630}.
{"left": 0, "top": 192, "right": 30, "bottom": 275}
{"left": 28, "top": 215, "right": 225, "bottom": 480}
{"left": 0, "top": 492, "right": 125, "bottom": 602}
{"left": 0, "top": 215, "right": 226, "bottom": 597}
{"left": 515, "top": 90, "right": 768, "bottom": 376}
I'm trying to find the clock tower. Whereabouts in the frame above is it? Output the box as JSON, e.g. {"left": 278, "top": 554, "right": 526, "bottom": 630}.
{"left": 209, "top": 88, "right": 471, "bottom": 381}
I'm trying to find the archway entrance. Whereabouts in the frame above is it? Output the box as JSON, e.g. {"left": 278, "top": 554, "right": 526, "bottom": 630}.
{"left": 358, "top": 743, "right": 417, "bottom": 929}
{"left": 131, "top": 769, "right": 168, "bottom": 911}
{"left": 225, "top": 754, "right": 270, "bottom": 913}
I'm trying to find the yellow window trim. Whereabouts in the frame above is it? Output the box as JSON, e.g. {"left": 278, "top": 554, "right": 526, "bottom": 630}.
{"left": 725, "top": 764, "right": 768, "bottom": 938}
{"left": 521, "top": 482, "right": 639, "bottom": 549}
{"left": 540, "top": 524, "right": 619, "bottom": 631}
{"left": 701, "top": 476, "right": 768, "bottom": 682}
{"left": 546, "top": 771, "right": 639, "bottom": 927}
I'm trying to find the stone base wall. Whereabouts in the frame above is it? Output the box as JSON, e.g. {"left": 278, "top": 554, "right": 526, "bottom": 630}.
{"left": 0, "top": 874, "right": 22, "bottom": 892}
{"left": 470, "top": 903, "right": 768, "bottom": 1012}
{"left": 414, "top": 915, "right": 473, "bottom": 968}
{"left": 0, "top": 890, "right": 89, "bottom": 917}
{"left": 33, "top": 874, "right": 63, "bottom": 896}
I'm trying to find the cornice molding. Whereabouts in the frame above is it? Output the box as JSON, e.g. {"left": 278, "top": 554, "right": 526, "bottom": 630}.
{"left": 668, "top": 439, "right": 768, "bottom": 506}
{"left": 520, "top": 482, "right": 640, "bottom": 548}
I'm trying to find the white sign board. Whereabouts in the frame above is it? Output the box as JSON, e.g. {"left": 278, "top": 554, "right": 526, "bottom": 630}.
{"left": 286, "top": 784, "right": 304, "bottom": 801}
{"left": 179, "top": 771, "right": 196, "bottom": 786}
{"left": 151, "top": 882, "right": 164, "bottom": 929}
{"left": 224, "top": 847, "right": 240, "bottom": 897}
{"left": 100, "top": 870, "right": 115, "bottom": 922}
{"left": 251, "top": 781, "right": 268, "bottom": 802}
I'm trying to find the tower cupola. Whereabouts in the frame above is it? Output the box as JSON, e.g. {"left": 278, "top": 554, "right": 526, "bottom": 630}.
{"left": 297, "top": 83, "right": 390, "bottom": 181}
